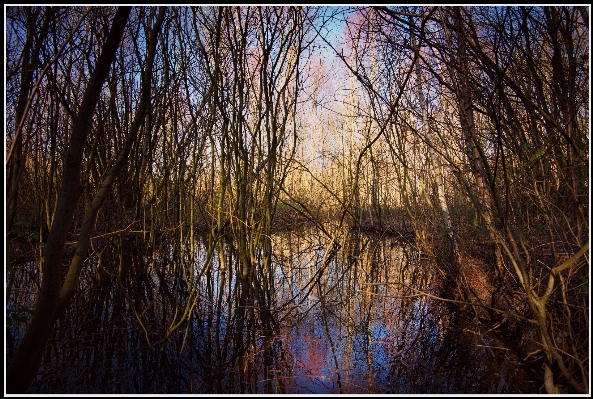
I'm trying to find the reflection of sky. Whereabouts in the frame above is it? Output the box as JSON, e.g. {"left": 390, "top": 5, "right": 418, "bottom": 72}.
{"left": 262, "top": 230, "right": 445, "bottom": 393}
{"left": 265, "top": 230, "right": 528, "bottom": 394}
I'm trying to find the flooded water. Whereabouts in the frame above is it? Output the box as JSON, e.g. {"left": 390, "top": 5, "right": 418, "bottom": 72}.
{"left": 7, "top": 228, "right": 538, "bottom": 394}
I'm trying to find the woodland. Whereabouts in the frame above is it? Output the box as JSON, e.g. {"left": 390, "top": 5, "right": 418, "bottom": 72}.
{"left": 4, "top": 6, "right": 590, "bottom": 394}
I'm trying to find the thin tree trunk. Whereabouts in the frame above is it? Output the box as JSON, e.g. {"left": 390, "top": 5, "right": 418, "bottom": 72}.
{"left": 411, "top": 20, "right": 460, "bottom": 266}
{"left": 57, "top": 7, "right": 165, "bottom": 314}
{"left": 7, "top": 8, "right": 51, "bottom": 234}
{"left": 443, "top": 7, "right": 503, "bottom": 274}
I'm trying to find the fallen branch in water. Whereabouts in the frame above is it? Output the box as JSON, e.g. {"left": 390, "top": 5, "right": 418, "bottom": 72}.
{"left": 360, "top": 281, "right": 537, "bottom": 324}
{"left": 358, "top": 290, "right": 423, "bottom": 299}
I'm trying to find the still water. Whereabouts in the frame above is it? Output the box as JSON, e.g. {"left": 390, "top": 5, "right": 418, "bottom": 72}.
{"left": 8, "top": 228, "right": 538, "bottom": 394}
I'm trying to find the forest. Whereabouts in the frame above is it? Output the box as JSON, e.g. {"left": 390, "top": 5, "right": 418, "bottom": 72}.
{"left": 5, "top": 6, "right": 589, "bottom": 394}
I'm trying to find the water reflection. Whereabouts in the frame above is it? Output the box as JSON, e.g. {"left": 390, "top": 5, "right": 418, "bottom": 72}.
{"left": 9, "top": 228, "right": 537, "bottom": 393}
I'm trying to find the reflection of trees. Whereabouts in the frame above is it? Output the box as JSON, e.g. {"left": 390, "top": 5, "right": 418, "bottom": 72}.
{"left": 18, "top": 227, "right": 537, "bottom": 393}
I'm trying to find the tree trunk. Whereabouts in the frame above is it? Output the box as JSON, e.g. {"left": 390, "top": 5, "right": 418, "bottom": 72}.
{"left": 411, "top": 19, "right": 460, "bottom": 267}
{"left": 448, "top": 7, "right": 503, "bottom": 276}
{"left": 6, "top": 7, "right": 131, "bottom": 393}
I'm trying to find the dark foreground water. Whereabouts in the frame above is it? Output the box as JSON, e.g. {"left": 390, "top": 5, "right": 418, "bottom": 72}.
{"left": 7, "top": 228, "right": 539, "bottom": 394}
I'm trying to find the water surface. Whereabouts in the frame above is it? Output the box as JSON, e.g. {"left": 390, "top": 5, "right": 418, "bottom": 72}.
{"left": 7, "top": 228, "right": 537, "bottom": 394}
